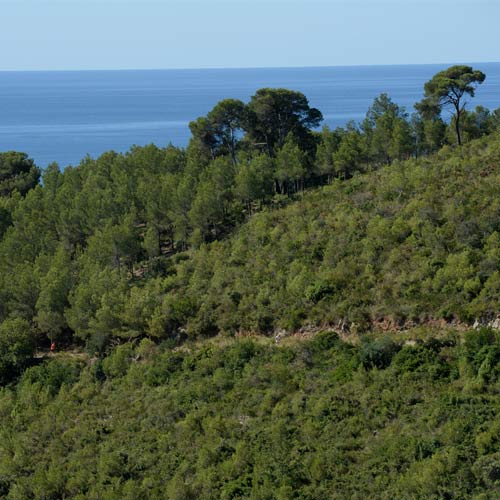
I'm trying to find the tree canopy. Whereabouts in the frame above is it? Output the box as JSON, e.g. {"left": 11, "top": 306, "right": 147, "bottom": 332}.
{"left": 0, "top": 78, "right": 499, "bottom": 363}
{"left": 0, "top": 70, "right": 500, "bottom": 499}
{"left": 0, "top": 151, "right": 40, "bottom": 197}
{"left": 244, "top": 88, "right": 323, "bottom": 155}
{"left": 189, "top": 99, "right": 247, "bottom": 163}
{"left": 416, "top": 65, "right": 486, "bottom": 145}
{"left": 3, "top": 329, "right": 500, "bottom": 498}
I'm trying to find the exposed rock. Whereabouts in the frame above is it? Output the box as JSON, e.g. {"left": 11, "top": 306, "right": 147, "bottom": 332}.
{"left": 473, "top": 315, "right": 500, "bottom": 330}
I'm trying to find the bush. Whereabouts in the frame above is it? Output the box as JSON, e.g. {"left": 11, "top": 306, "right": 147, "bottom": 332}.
{"left": 102, "top": 343, "right": 135, "bottom": 378}
{"left": 0, "top": 318, "right": 34, "bottom": 384}
{"left": 359, "top": 336, "right": 401, "bottom": 369}
{"left": 473, "top": 453, "right": 500, "bottom": 488}
{"left": 392, "top": 343, "right": 452, "bottom": 380}
{"left": 222, "top": 340, "right": 258, "bottom": 372}
{"left": 463, "top": 328, "right": 500, "bottom": 380}
{"left": 22, "top": 359, "right": 82, "bottom": 396}
{"left": 309, "top": 331, "right": 341, "bottom": 353}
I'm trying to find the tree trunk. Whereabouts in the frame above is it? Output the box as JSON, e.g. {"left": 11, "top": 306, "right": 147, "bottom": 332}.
{"left": 455, "top": 105, "right": 462, "bottom": 146}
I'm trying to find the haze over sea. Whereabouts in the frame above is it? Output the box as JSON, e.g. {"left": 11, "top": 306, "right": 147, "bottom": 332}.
{"left": 1, "top": 63, "right": 500, "bottom": 168}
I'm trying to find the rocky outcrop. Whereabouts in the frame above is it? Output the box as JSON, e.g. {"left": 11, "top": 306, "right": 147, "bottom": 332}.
{"left": 473, "top": 315, "right": 500, "bottom": 330}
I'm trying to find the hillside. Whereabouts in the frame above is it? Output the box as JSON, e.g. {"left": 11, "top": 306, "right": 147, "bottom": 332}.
{"left": 2, "top": 130, "right": 500, "bottom": 368}
{"left": 2, "top": 329, "right": 500, "bottom": 499}
{"left": 170, "top": 134, "right": 500, "bottom": 336}
{"left": 1, "top": 76, "right": 500, "bottom": 498}
{"left": 0, "top": 132, "right": 499, "bottom": 499}
{"left": 0, "top": 83, "right": 499, "bottom": 365}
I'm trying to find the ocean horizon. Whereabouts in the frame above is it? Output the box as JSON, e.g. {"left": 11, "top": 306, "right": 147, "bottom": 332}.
{"left": 1, "top": 62, "right": 500, "bottom": 168}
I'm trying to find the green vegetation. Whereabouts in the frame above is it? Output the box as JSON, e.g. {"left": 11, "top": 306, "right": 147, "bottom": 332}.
{"left": 0, "top": 66, "right": 497, "bottom": 358}
{"left": 417, "top": 65, "right": 486, "bottom": 146}
{"left": 3, "top": 120, "right": 500, "bottom": 356}
{"left": 0, "top": 151, "right": 40, "bottom": 198}
{"left": 2, "top": 330, "right": 500, "bottom": 498}
{"left": 0, "top": 65, "right": 499, "bottom": 498}
{"left": 171, "top": 133, "right": 500, "bottom": 335}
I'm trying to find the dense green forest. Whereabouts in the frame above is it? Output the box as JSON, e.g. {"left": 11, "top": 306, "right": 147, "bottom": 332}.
{"left": 0, "top": 65, "right": 498, "bottom": 364}
{"left": 1, "top": 65, "right": 500, "bottom": 498}
{"left": 3, "top": 329, "right": 500, "bottom": 498}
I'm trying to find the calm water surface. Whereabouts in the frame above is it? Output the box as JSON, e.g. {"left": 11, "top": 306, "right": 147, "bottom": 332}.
{"left": 1, "top": 64, "right": 499, "bottom": 167}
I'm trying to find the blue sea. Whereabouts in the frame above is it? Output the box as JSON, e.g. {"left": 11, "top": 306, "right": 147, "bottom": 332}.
{"left": 1, "top": 63, "right": 500, "bottom": 168}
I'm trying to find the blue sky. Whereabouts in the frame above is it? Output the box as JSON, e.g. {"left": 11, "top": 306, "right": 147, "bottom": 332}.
{"left": 0, "top": 0, "right": 498, "bottom": 70}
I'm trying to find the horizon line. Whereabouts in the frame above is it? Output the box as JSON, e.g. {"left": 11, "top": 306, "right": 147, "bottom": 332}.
{"left": 1, "top": 60, "right": 500, "bottom": 73}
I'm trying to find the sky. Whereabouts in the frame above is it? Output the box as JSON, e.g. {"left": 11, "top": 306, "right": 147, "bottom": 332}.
{"left": 0, "top": 0, "right": 499, "bottom": 71}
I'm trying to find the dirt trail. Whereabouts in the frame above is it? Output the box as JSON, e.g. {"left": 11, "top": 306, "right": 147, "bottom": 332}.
{"left": 34, "top": 349, "right": 89, "bottom": 361}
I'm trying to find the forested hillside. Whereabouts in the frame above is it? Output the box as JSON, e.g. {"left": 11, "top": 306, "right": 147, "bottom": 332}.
{"left": 169, "top": 134, "right": 500, "bottom": 335}
{"left": 3, "top": 329, "right": 500, "bottom": 499}
{"left": 0, "top": 67, "right": 498, "bottom": 375}
{"left": 1, "top": 65, "right": 500, "bottom": 499}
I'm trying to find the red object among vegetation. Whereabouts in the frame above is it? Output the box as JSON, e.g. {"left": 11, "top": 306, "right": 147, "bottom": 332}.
{"left": 50, "top": 342, "right": 56, "bottom": 352}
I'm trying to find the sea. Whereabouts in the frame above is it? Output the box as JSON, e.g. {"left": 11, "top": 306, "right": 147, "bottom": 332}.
{"left": 1, "top": 63, "right": 500, "bottom": 168}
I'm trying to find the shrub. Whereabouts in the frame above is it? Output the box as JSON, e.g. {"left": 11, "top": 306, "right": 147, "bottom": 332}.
{"left": 22, "top": 359, "right": 82, "bottom": 396}
{"left": 0, "top": 318, "right": 34, "bottom": 384}
{"left": 359, "top": 336, "right": 401, "bottom": 369}
{"left": 102, "top": 343, "right": 135, "bottom": 378}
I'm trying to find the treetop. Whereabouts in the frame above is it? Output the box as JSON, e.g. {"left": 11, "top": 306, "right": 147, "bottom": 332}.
{"left": 424, "top": 65, "right": 486, "bottom": 102}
